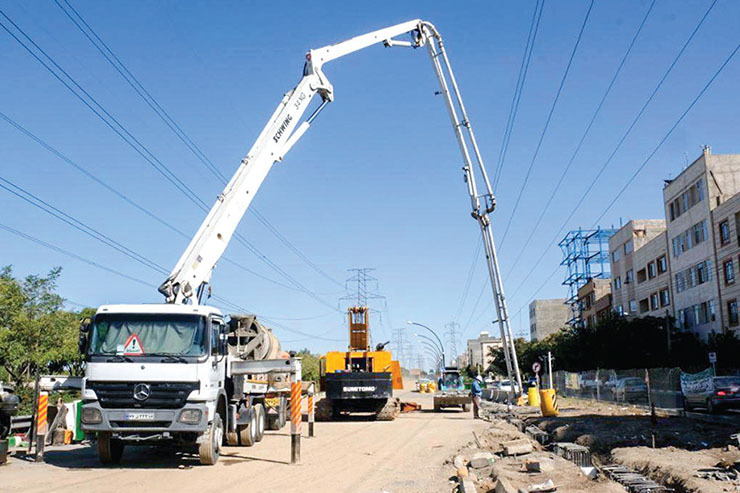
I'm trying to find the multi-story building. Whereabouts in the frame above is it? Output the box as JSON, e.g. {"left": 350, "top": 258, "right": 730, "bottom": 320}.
{"left": 529, "top": 299, "right": 569, "bottom": 341}
{"left": 465, "top": 331, "right": 502, "bottom": 371}
{"left": 609, "top": 220, "right": 671, "bottom": 319}
{"left": 577, "top": 278, "right": 612, "bottom": 328}
{"left": 711, "top": 192, "right": 740, "bottom": 336}
{"left": 664, "top": 148, "right": 740, "bottom": 338}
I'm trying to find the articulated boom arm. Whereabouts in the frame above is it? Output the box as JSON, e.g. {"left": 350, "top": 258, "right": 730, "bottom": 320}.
{"left": 158, "top": 19, "right": 522, "bottom": 393}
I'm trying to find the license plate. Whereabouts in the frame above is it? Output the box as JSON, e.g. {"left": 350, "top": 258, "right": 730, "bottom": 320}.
{"left": 124, "top": 413, "right": 155, "bottom": 421}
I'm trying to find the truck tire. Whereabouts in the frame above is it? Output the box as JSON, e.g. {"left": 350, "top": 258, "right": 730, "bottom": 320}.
{"left": 198, "top": 414, "right": 223, "bottom": 465}
{"left": 376, "top": 399, "right": 399, "bottom": 421}
{"left": 238, "top": 409, "right": 257, "bottom": 447}
{"left": 462, "top": 404, "right": 471, "bottom": 412}
{"left": 315, "top": 398, "right": 333, "bottom": 422}
{"left": 97, "top": 432, "right": 124, "bottom": 464}
{"left": 254, "top": 404, "right": 265, "bottom": 442}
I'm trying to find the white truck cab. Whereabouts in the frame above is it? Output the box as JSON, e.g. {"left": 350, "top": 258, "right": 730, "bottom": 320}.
{"left": 79, "top": 304, "right": 231, "bottom": 464}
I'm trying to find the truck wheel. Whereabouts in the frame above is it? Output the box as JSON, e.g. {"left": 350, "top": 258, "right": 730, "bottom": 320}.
{"left": 315, "top": 398, "right": 333, "bottom": 422}
{"left": 376, "top": 399, "right": 398, "bottom": 421}
{"left": 198, "top": 414, "right": 223, "bottom": 465}
{"left": 97, "top": 432, "right": 124, "bottom": 464}
{"left": 254, "top": 404, "right": 265, "bottom": 442}
{"left": 238, "top": 410, "right": 257, "bottom": 447}
{"left": 462, "top": 404, "right": 471, "bottom": 412}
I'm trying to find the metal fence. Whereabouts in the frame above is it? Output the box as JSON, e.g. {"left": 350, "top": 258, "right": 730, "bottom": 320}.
{"left": 552, "top": 368, "right": 685, "bottom": 409}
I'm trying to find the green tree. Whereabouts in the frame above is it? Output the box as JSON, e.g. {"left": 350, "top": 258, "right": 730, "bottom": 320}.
{"left": 296, "top": 348, "right": 320, "bottom": 383}
{"left": 0, "top": 266, "right": 85, "bottom": 388}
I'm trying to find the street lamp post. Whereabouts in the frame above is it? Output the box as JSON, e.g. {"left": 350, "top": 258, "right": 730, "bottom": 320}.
{"left": 419, "top": 341, "right": 442, "bottom": 372}
{"left": 408, "top": 321, "right": 446, "bottom": 369}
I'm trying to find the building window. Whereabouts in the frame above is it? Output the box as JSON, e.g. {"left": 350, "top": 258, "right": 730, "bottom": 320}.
{"left": 720, "top": 220, "right": 731, "bottom": 246}
{"left": 729, "top": 299, "right": 739, "bottom": 327}
{"left": 724, "top": 259, "right": 735, "bottom": 285}
{"left": 672, "top": 220, "right": 707, "bottom": 258}
{"left": 624, "top": 240, "right": 633, "bottom": 255}
{"left": 614, "top": 276, "right": 622, "bottom": 290}
{"left": 629, "top": 299, "right": 637, "bottom": 313}
{"left": 657, "top": 255, "right": 667, "bottom": 274}
{"left": 616, "top": 305, "right": 623, "bottom": 316}
{"left": 647, "top": 262, "right": 656, "bottom": 279}
{"left": 660, "top": 289, "right": 670, "bottom": 307}
{"left": 626, "top": 269, "right": 635, "bottom": 284}
{"left": 669, "top": 179, "right": 704, "bottom": 222}
{"left": 650, "top": 292, "right": 659, "bottom": 311}
{"left": 639, "top": 299, "right": 649, "bottom": 313}
{"left": 612, "top": 249, "right": 621, "bottom": 262}
{"left": 636, "top": 268, "right": 646, "bottom": 283}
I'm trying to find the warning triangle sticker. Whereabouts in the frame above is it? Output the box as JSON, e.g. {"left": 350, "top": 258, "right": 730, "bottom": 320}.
{"left": 123, "top": 334, "right": 145, "bottom": 355}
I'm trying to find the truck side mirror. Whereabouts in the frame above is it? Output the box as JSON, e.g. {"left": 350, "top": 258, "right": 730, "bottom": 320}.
{"left": 78, "top": 317, "right": 91, "bottom": 355}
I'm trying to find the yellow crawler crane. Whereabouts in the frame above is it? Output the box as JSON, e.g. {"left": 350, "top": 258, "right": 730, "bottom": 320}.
{"left": 317, "top": 306, "right": 403, "bottom": 421}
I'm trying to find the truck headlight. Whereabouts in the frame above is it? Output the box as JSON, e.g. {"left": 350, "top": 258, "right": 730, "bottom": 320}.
{"left": 178, "top": 409, "right": 202, "bottom": 424}
{"left": 81, "top": 407, "right": 102, "bottom": 424}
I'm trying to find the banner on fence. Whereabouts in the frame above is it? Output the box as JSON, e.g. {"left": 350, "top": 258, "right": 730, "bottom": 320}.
{"left": 679, "top": 367, "right": 713, "bottom": 395}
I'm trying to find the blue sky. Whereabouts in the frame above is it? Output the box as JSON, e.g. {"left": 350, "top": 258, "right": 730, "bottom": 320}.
{"left": 2, "top": 1, "right": 739, "bottom": 361}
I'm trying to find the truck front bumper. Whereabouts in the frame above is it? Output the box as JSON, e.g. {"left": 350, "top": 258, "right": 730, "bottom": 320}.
{"left": 81, "top": 401, "right": 209, "bottom": 435}
{"left": 434, "top": 394, "right": 472, "bottom": 406}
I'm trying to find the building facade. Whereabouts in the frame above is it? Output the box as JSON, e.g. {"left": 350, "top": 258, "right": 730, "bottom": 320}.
{"left": 711, "top": 192, "right": 740, "bottom": 336}
{"left": 529, "top": 299, "right": 569, "bottom": 341}
{"left": 609, "top": 220, "right": 671, "bottom": 319}
{"left": 465, "top": 331, "right": 502, "bottom": 371}
{"left": 577, "top": 278, "right": 612, "bottom": 328}
{"left": 664, "top": 148, "right": 740, "bottom": 338}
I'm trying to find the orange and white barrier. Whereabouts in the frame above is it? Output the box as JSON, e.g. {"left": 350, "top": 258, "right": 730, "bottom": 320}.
{"left": 290, "top": 358, "right": 302, "bottom": 464}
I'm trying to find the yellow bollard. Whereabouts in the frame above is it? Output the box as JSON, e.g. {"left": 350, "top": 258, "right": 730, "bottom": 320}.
{"left": 428, "top": 382, "right": 437, "bottom": 393}
{"left": 539, "top": 389, "right": 559, "bottom": 417}
{"left": 527, "top": 386, "right": 540, "bottom": 407}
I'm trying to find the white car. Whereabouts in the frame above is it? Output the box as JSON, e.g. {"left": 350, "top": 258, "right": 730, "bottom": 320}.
{"left": 494, "top": 380, "right": 520, "bottom": 394}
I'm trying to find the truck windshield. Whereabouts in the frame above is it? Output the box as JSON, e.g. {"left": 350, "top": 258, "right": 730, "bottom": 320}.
{"left": 89, "top": 313, "right": 207, "bottom": 357}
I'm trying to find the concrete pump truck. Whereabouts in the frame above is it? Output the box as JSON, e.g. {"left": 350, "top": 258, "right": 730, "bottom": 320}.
{"left": 78, "top": 19, "right": 521, "bottom": 466}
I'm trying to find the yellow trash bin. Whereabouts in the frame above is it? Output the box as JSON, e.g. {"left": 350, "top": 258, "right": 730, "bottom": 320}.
{"left": 428, "top": 382, "right": 437, "bottom": 393}
{"left": 539, "top": 388, "right": 559, "bottom": 417}
{"left": 527, "top": 386, "right": 540, "bottom": 407}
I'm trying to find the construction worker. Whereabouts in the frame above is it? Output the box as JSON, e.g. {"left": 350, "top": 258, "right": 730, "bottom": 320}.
{"left": 471, "top": 375, "right": 483, "bottom": 419}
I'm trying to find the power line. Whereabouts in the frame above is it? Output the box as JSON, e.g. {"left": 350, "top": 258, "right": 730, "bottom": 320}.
{"left": 0, "top": 10, "right": 340, "bottom": 312}
{"left": 493, "top": 0, "right": 545, "bottom": 191}
{"left": 0, "top": 221, "right": 153, "bottom": 288}
{"left": 506, "top": 0, "right": 720, "bottom": 301}
{"left": 453, "top": 239, "right": 482, "bottom": 322}
{"left": 503, "top": 0, "right": 657, "bottom": 281}
{"left": 54, "top": 1, "right": 344, "bottom": 288}
{"left": 0, "top": 10, "right": 207, "bottom": 210}
{"left": 0, "top": 111, "right": 309, "bottom": 294}
{"left": 499, "top": 0, "right": 595, "bottom": 247}
{"left": 0, "top": 176, "right": 169, "bottom": 275}
{"left": 591, "top": 39, "right": 740, "bottom": 226}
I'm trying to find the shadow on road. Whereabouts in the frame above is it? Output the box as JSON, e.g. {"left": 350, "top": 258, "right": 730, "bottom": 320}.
{"left": 32, "top": 444, "right": 203, "bottom": 470}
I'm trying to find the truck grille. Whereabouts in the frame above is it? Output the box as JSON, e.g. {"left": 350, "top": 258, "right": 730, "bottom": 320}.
{"left": 88, "top": 381, "right": 199, "bottom": 409}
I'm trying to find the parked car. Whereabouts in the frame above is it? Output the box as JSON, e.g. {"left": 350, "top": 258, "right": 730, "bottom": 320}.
{"left": 494, "top": 379, "right": 520, "bottom": 394}
{"left": 683, "top": 376, "right": 740, "bottom": 413}
{"left": 612, "top": 377, "right": 647, "bottom": 402}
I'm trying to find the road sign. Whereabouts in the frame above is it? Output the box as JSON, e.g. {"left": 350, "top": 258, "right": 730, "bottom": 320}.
{"left": 532, "top": 362, "right": 541, "bottom": 374}
{"left": 709, "top": 352, "right": 717, "bottom": 364}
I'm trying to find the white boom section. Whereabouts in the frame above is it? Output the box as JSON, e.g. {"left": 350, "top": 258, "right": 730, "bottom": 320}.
{"left": 158, "top": 20, "right": 522, "bottom": 394}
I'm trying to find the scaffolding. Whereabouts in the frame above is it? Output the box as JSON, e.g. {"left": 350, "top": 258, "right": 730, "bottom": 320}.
{"left": 559, "top": 227, "right": 616, "bottom": 325}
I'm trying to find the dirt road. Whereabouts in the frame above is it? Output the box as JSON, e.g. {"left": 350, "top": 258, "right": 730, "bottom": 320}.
{"left": 2, "top": 385, "right": 485, "bottom": 493}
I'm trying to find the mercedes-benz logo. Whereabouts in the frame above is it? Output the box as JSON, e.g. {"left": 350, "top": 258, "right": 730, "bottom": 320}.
{"left": 133, "top": 383, "right": 151, "bottom": 401}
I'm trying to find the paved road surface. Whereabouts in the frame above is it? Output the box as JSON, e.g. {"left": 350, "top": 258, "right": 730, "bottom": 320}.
{"left": 2, "top": 385, "right": 484, "bottom": 493}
